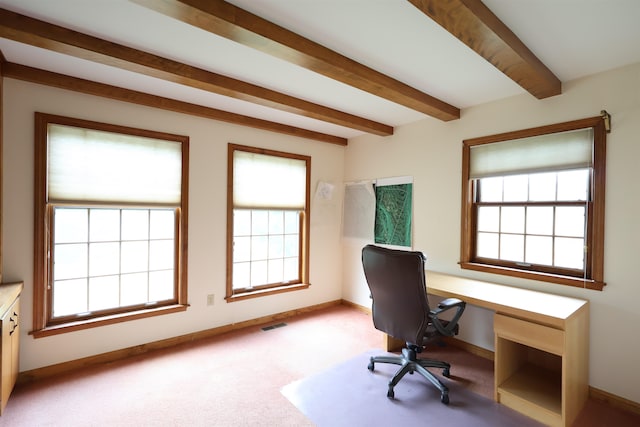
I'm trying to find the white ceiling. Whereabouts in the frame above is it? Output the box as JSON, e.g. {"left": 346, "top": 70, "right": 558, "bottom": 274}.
{"left": 1, "top": 0, "right": 640, "bottom": 140}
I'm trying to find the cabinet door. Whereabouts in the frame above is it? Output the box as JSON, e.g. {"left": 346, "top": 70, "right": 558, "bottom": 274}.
{"left": 1, "top": 297, "right": 19, "bottom": 414}
{"left": 9, "top": 300, "right": 19, "bottom": 395}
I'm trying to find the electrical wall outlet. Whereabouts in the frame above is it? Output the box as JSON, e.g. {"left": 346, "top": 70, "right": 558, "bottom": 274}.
{"left": 206, "top": 294, "right": 215, "bottom": 306}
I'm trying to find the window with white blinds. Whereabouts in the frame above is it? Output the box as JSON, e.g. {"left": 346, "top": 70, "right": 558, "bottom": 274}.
{"left": 460, "top": 117, "right": 607, "bottom": 290}
{"left": 227, "top": 144, "right": 310, "bottom": 300}
{"left": 33, "top": 113, "right": 189, "bottom": 337}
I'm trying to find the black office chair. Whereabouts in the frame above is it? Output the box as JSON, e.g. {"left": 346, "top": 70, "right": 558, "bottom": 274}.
{"left": 361, "top": 244, "right": 466, "bottom": 404}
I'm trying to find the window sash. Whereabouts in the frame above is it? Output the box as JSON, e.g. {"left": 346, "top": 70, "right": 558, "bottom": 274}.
{"left": 50, "top": 206, "right": 178, "bottom": 322}
{"left": 231, "top": 209, "right": 301, "bottom": 291}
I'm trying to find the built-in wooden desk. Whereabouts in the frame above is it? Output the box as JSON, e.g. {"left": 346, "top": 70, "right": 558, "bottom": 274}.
{"left": 388, "top": 271, "right": 589, "bottom": 427}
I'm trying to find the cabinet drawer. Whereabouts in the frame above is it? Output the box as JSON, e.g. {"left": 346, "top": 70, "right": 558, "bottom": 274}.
{"left": 494, "top": 314, "right": 564, "bottom": 356}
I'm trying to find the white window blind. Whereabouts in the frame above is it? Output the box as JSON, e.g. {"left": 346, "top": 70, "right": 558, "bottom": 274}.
{"left": 48, "top": 124, "right": 182, "bottom": 204}
{"left": 469, "top": 128, "right": 593, "bottom": 178}
{"left": 233, "top": 150, "right": 306, "bottom": 209}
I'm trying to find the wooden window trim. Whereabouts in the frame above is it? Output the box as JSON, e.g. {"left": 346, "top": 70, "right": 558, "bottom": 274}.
{"left": 460, "top": 116, "right": 606, "bottom": 290}
{"left": 33, "top": 112, "right": 190, "bottom": 336}
{"left": 226, "top": 144, "right": 311, "bottom": 302}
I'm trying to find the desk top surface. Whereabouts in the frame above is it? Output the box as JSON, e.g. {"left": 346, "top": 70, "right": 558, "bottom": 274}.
{"left": 426, "top": 271, "right": 587, "bottom": 327}
{"left": 0, "top": 282, "right": 23, "bottom": 315}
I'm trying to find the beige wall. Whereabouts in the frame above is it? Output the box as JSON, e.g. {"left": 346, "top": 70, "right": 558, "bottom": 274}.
{"left": 2, "top": 78, "right": 345, "bottom": 371}
{"left": 342, "top": 63, "right": 640, "bottom": 403}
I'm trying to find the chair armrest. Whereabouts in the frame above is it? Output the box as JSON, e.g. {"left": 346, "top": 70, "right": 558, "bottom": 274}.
{"left": 429, "top": 298, "right": 466, "bottom": 337}
{"left": 436, "top": 298, "right": 465, "bottom": 312}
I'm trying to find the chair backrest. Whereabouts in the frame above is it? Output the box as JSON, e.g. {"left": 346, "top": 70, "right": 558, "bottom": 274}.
{"left": 361, "top": 244, "right": 432, "bottom": 345}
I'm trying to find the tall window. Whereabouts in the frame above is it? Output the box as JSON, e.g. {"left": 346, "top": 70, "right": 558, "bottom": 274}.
{"left": 460, "top": 116, "right": 606, "bottom": 290}
{"left": 34, "top": 113, "right": 189, "bottom": 336}
{"left": 226, "top": 144, "right": 310, "bottom": 301}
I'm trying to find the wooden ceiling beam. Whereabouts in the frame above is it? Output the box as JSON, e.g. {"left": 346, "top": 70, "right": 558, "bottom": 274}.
{"left": 132, "top": 0, "right": 460, "bottom": 122}
{"left": 0, "top": 8, "right": 390, "bottom": 136}
{"left": 2, "top": 62, "right": 348, "bottom": 145}
{"left": 408, "top": 0, "right": 561, "bottom": 99}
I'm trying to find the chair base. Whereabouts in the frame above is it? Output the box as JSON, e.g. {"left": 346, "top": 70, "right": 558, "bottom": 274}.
{"left": 368, "top": 346, "right": 451, "bottom": 404}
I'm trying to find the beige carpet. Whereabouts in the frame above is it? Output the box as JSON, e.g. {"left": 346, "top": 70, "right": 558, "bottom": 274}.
{"left": 3, "top": 305, "right": 639, "bottom": 426}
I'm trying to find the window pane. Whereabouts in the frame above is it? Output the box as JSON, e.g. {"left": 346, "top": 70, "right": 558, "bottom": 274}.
{"left": 251, "top": 236, "right": 268, "bottom": 261}
{"left": 53, "top": 278, "right": 88, "bottom": 317}
{"left": 268, "top": 235, "right": 284, "bottom": 259}
{"left": 268, "top": 259, "right": 284, "bottom": 283}
{"left": 89, "top": 275, "right": 120, "bottom": 311}
{"left": 89, "top": 209, "right": 120, "bottom": 242}
{"left": 501, "top": 207, "right": 525, "bottom": 234}
{"left": 55, "top": 208, "right": 88, "bottom": 243}
{"left": 121, "top": 241, "right": 149, "bottom": 273}
{"left": 233, "top": 236, "right": 251, "bottom": 262}
{"left": 150, "top": 210, "right": 175, "bottom": 239}
{"left": 477, "top": 206, "right": 499, "bottom": 232}
{"left": 122, "top": 210, "right": 149, "bottom": 241}
{"left": 526, "top": 206, "right": 554, "bottom": 235}
{"left": 503, "top": 175, "right": 528, "bottom": 202}
{"left": 529, "top": 172, "right": 557, "bottom": 201}
{"left": 234, "top": 210, "right": 251, "bottom": 236}
{"left": 555, "top": 237, "right": 584, "bottom": 269}
{"left": 500, "top": 234, "right": 524, "bottom": 262}
{"left": 479, "top": 177, "right": 503, "bottom": 202}
{"left": 233, "top": 262, "right": 250, "bottom": 289}
{"left": 54, "top": 243, "right": 88, "bottom": 280}
{"left": 149, "top": 270, "right": 174, "bottom": 301}
{"left": 557, "top": 169, "right": 588, "bottom": 201}
{"left": 526, "top": 235, "right": 553, "bottom": 265}
{"left": 555, "top": 207, "right": 585, "bottom": 237}
{"left": 284, "top": 235, "right": 299, "bottom": 257}
{"left": 121, "top": 272, "right": 148, "bottom": 306}
{"left": 89, "top": 242, "right": 120, "bottom": 276}
{"left": 477, "top": 232, "right": 499, "bottom": 259}
{"left": 283, "top": 257, "right": 299, "bottom": 282}
{"left": 149, "top": 240, "right": 174, "bottom": 270}
{"left": 251, "top": 260, "right": 268, "bottom": 286}
{"left": 252, "top": 210, "right": 269, "bottom": 235}
{"left": 269, "top": 210, "right": 284, "bottom": 234}
{"left": 284, "top": 211, "right": 299, "bottom": 234}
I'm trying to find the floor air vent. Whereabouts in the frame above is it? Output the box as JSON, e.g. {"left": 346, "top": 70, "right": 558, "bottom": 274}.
{"left": 261, "top": 322, "right": 287, "bottom": 331}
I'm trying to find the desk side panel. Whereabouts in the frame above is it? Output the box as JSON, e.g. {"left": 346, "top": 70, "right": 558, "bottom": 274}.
{"left": 563, "top": 303, "right": 590, "bottom": 427}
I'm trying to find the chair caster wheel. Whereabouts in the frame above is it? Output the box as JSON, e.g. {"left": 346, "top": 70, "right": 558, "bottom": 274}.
{"left": 443, "top": 368, "right": 450, "bottom": 378}
{"left": 368, "top": 361, "right": 375, "bottom": 371}
{"left": 387, "top": 386, "right": 395, "bottom": 399}
{"left": 441, "top": 393, "right": 449, "bottom": 405}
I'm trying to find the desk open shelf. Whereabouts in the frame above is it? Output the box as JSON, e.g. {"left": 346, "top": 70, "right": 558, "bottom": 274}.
{"left": 498, "top": 363, "right": 562, "bottom": 421}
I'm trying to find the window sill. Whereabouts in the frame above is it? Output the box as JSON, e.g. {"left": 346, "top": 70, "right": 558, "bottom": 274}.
{"left": 459, "top": 262, "right": 605, "bottom": 291}
{"left": 31, "top": 304, "right": 188, "bottom": 338}
{"left": 226, "top": 283, "right": 310, "bottom": 302}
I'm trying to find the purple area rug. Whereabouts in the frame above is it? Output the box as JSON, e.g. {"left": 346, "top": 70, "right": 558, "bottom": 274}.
{"left": 282, "top": 350, "right": 544, "bottom": 427}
